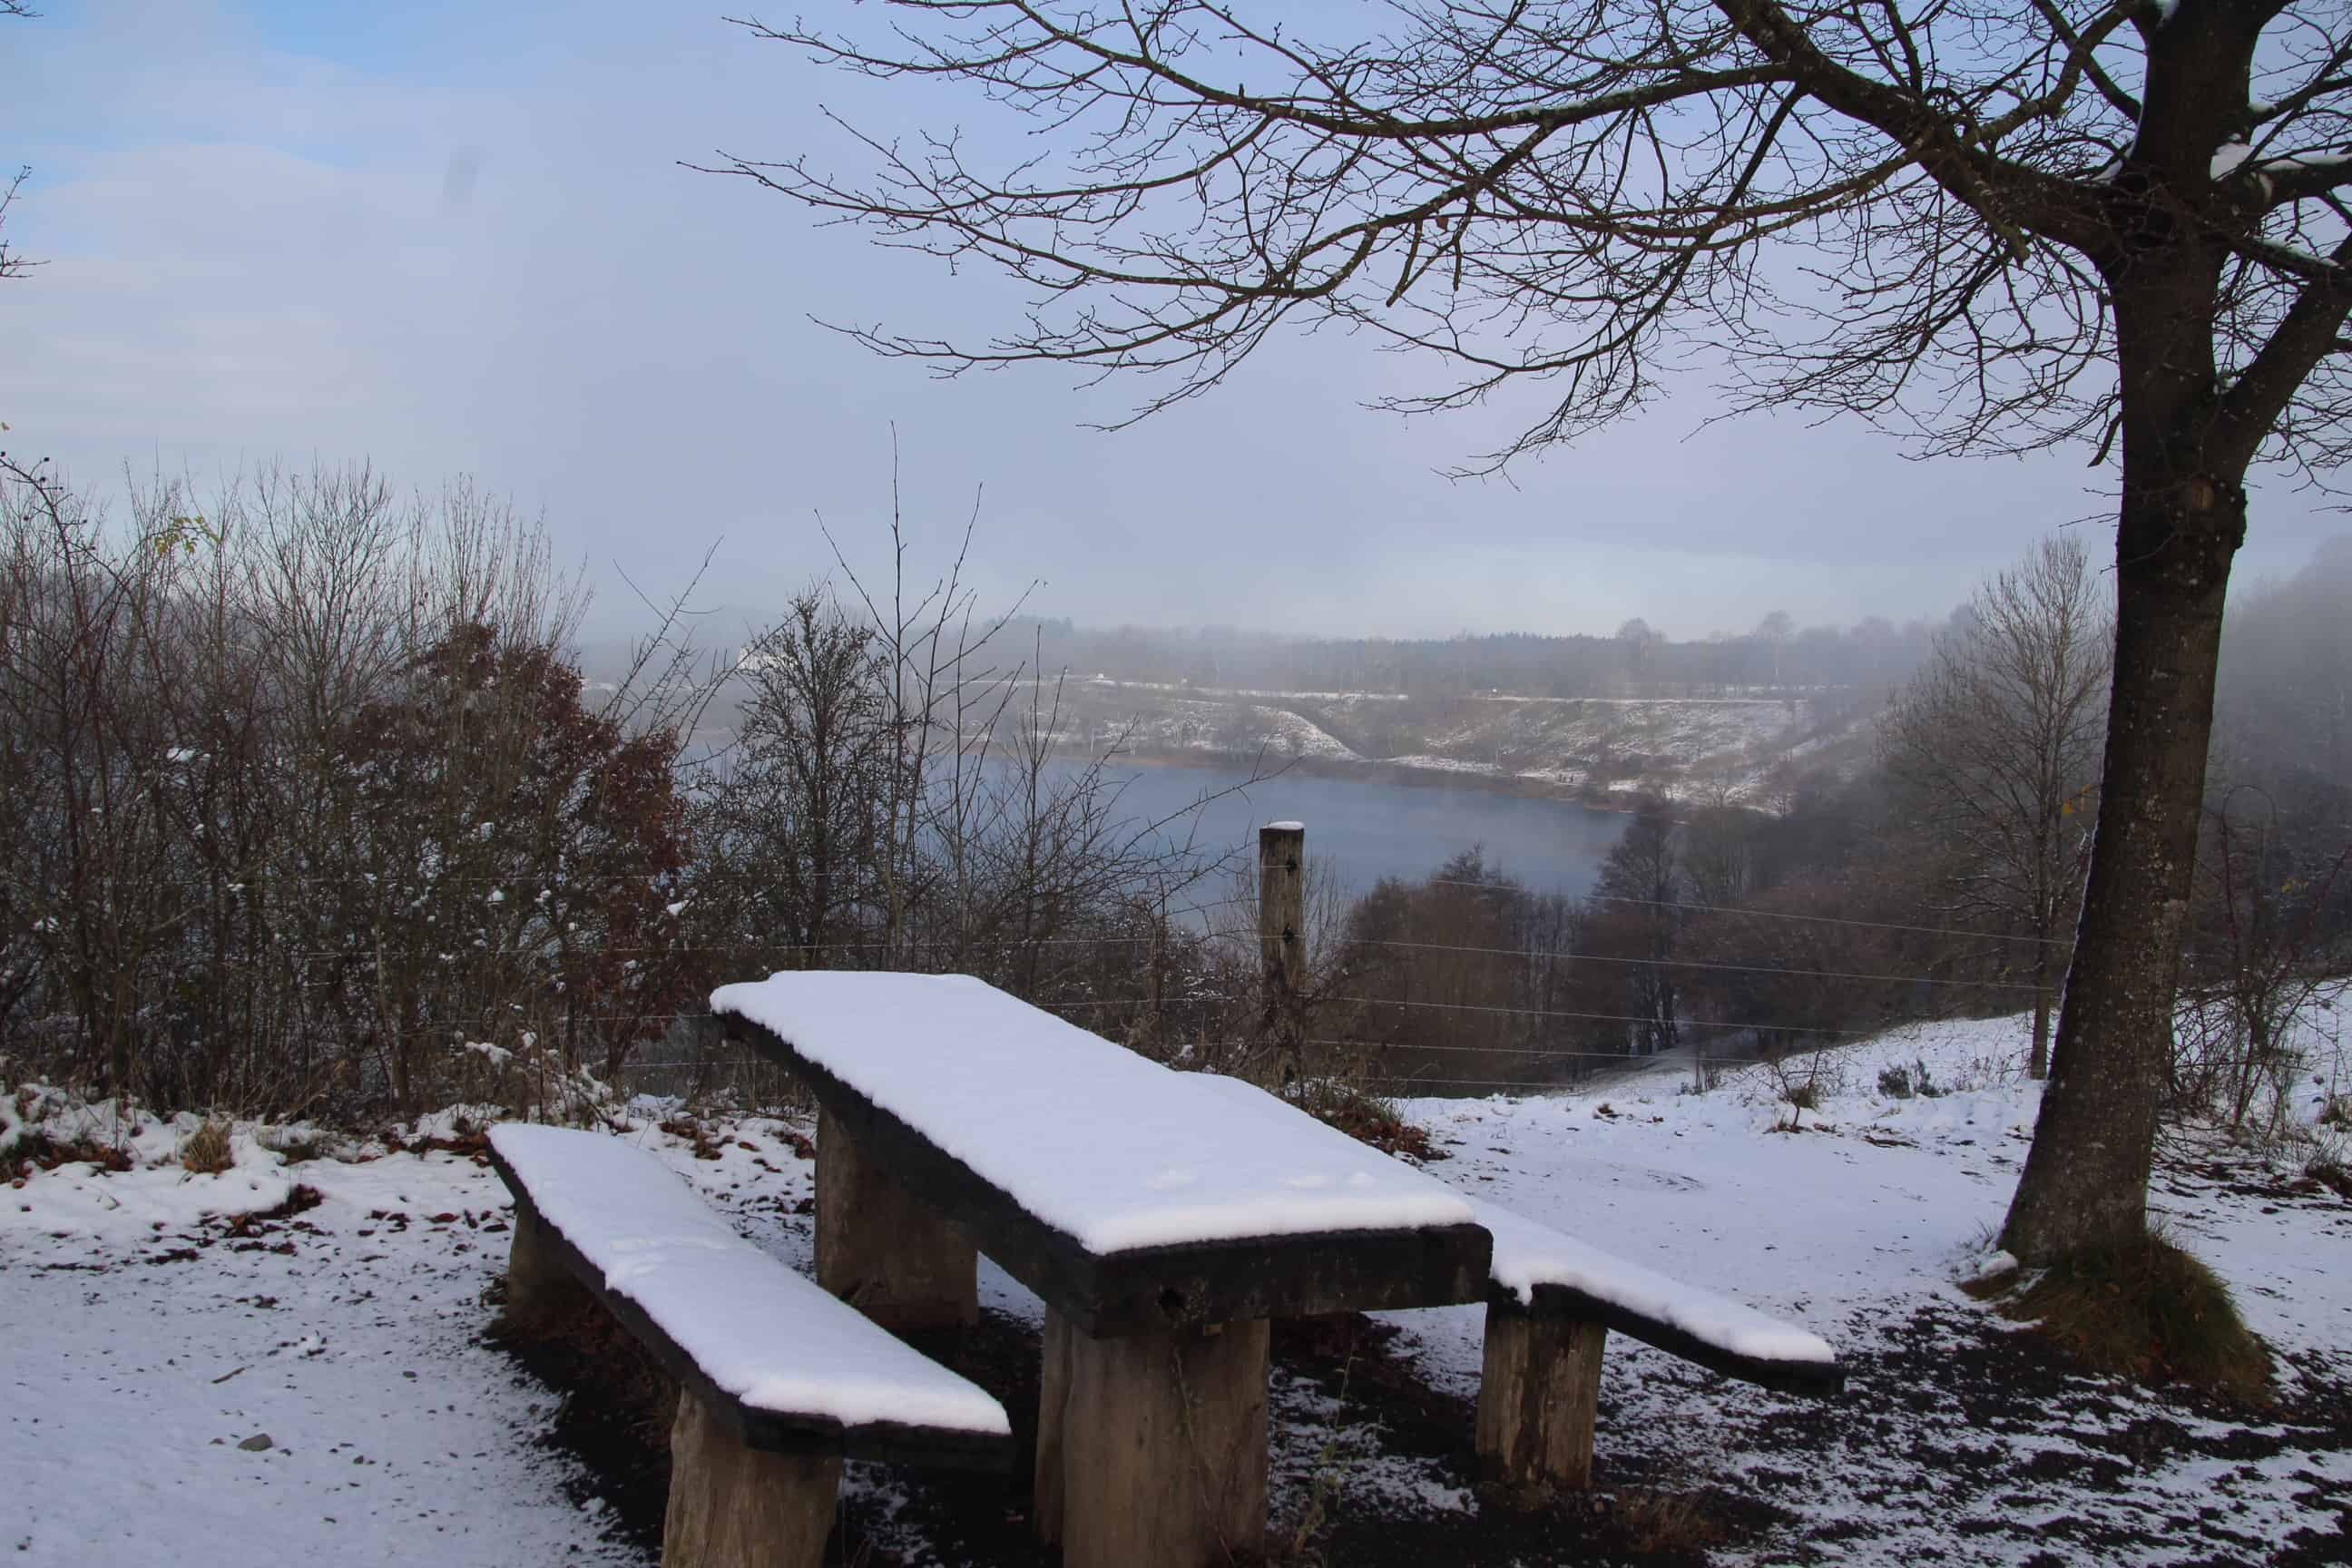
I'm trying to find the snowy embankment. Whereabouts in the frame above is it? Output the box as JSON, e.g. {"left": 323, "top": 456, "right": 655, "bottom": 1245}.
{"left": 6, "top": 1009, "right": 2348, "bottom": 1566}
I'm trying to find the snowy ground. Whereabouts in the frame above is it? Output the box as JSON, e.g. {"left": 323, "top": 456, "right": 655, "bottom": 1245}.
{"left": 1369, "top": 1017, "right": 2352, "bottom": 1564}
{"left": 5, "top": 1013, "right": 2348, "bottom": 1564}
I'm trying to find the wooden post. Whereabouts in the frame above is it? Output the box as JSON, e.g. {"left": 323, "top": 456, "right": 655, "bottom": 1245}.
{"left": 1258, "top": 822, "right": 1307, "bottom": 1085}
{"left": 1057, "top": 1318, "right": 1270, "bottom": 1568}
{"left": 504, "top": 1205, "right": 591, "bottom": 1332}
{"left": 815, "top": 1107, "right": 979, "bottom": 1332}
{"left": 662, "top": 1388, "right": 841, "bottom": 1568}
{"left": 1475, "top": 1303, "right": 1608, "bottom": 1496}
{"left": 1034, "top": 1308, "right": 1074, "bottom": 1544}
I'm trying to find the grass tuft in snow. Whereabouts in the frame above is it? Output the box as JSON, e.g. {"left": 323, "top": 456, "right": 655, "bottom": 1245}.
{"left": 177, "top": 1117, "right": 235, "bottom": 1175}
{"left": 9, "top": 1127, "right": 133, "bottom": 1174}
{"left": 258, "top": 1126, "right": 329, "bottom": 1163}
{"left": 1875, "top": 1058, "right": 1944, "bottom": 1100}
{"left": 1612, "top": 1488, "right": 1725, "bottom": 1555}
{"left": 2306, "top": 1145, "right": 2352, "bottom": 1200}
{"left": 1293, "top": 1078, "right": 1442, "bottom": 1162}
{"left": 1971, "top": 1230, "right": 2274, "bottom": 1404}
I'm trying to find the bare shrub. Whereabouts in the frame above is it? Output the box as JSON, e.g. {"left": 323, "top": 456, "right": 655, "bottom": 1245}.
{"left": 0, "top": 462, "right": 720, "bottom": 1121}
{"left": 1765, "top": 1048, "right": 1839, "bottom": 1128}
{"left": 1878, "top": 1058, "right": 1943, "bottom": 1100}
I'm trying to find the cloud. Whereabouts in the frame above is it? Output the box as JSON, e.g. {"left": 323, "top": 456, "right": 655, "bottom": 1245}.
{"left": 3, "top": 0, "right": 2340, "bottom": 642}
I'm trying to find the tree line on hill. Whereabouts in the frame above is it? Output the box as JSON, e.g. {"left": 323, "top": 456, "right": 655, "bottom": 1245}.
{"left": 1009, "top": 612, "right": 1940, "bottom": 700}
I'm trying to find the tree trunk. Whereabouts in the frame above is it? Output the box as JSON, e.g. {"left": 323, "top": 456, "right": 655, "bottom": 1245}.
{"left": 2000, "top": 473, "right": 2243, "bottom": 1264}
{"left": 2028, "top": 946, "right": 2051, "bottom": 1083}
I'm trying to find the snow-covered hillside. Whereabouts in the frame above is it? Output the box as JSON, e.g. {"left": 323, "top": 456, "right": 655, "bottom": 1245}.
{"left": 1032, "top": 677, "right": 1879, "bottom": 804}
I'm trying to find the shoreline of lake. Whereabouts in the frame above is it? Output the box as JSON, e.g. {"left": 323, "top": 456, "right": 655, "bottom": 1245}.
{"left": 1094, "top": 743, "right": 1642, "bottom": 813}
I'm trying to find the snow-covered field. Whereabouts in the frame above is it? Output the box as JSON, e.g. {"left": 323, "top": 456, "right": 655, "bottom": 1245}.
{"left": 5, "top": 1013, "right": 2347, "bottom": 1564}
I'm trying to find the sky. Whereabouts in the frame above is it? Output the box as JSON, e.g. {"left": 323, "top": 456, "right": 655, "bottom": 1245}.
{"left": 3, "top": 0, "right": 2344, "bottom": 644}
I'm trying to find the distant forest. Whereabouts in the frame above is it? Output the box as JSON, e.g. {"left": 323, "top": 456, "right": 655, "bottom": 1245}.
{"left": 1011, "top": 613, "right": 1944, "bottom": 698}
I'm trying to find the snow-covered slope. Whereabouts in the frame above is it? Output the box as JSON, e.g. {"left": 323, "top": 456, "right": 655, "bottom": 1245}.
{"left": 1035, "top": 677, "right": 1877, "bottom": 803}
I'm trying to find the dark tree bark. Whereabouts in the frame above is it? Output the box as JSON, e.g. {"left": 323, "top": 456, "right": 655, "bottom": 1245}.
{"left": 2005, "top": 477, "right": 2244, "bottom": 1257}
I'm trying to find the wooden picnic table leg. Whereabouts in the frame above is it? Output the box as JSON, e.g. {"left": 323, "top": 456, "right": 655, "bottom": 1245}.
{"left": 1034, "top": 1308, "right": 1074, "bottom": 1544}
{"left": 1475, "top": 1300, "right": 1607, "bottom": 1495}
{"left": 503, "top": 1201, "right": 591, "bottom": 1331}
{"left": 814, "top": 1106, "right": 978, "bottom": 1332}
{"left": 662, "top": 1388, "right": 840, "bottom": 1568}
{"left": 1055, "top": 1318, "right": 1270, "bottom": 1568}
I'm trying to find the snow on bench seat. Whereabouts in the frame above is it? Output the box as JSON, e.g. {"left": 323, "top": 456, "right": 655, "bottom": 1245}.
{"left": 487, "top": 1124, "right": 1011, "bottom": 1459}
{"left": 710, "top": 972, "right": 1478, "bottom": 1255}
{"left": 1470, "top": 1195, "right": 1845, "bottom": 1395}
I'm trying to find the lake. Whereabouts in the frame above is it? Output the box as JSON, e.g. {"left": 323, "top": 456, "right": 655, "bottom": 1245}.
{"left": 1070, "top": 760, "right": 1626, "bottom": 898}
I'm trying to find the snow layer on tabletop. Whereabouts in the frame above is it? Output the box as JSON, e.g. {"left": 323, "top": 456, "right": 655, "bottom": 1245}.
{"left": 708, "top": 971, "right": 1475, "bottom": 1252}
{"left": 1467, "top": 1195, "right": 1835, "bottom": 1364}
{"left": 489, "top": 1123, "right": 1008, "bottom": 1436}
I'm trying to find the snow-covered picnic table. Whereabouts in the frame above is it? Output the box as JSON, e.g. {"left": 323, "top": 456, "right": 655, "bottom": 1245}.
{"left": 712, "top": 970, "right": 1492, "bottom": 1566}
{"left": 711, "top": 972, "right": 1493, "bottom": 1329}
{"left": 711, "top": 970, "right": 1842, "bottom": 1562}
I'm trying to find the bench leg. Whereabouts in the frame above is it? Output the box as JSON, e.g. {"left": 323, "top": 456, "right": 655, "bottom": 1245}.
{"left": 1475, "top": 1302, "right": 1607, "bottom": 1495}
{"left": 1034, "top": 1308, "right": 1074, "bottom": 1544}
{"left": 662, "top": 1389, "right": 840, "bottom": 1568}
{"left": 1057, "top": 1318, "right": 1269, "bottom": 1568}
{"left": 504, "top": 1204, "right": 592, "bottom": 1331}
{"left": 814, "top": 1107, "right": 978, "bottom": 1332}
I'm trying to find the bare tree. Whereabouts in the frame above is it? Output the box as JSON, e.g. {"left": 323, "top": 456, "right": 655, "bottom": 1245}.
{"left": 709, "top": 0, "right": 2352, "bottom": 1264}
{"left": 709, "top": 588, "right": 894, "bottom": 960}
{"left": 1591, "top": 793, "right": 1686, "bottom": 1069}
{"left": 1756, "top": 611, "right": 1794, "bottom": 685}
{"left": 0, "top": 166, "right": 32, "bottom": 286}
{"left": 1882, "top": 535, "right": 2112, "bottom": 1080}
{"left": 2, "top": 4, "right": 41, "bottom": 286}
{"left": 2180, "top": 780, "right": 2352, "bottom": 1131}
{"left": 1613, "top": 618, "right": 1662, "bottom": 686}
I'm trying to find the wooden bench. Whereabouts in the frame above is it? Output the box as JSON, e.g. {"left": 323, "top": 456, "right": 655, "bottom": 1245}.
{"left": 1191, "top": 1073, "right": 1845, "bottom": 1493}
{"left": 485, "top": 1124, "right": 1012, "bottom": 1568}
{"left": 1469, "top": 1195, "right": 1845, "bottom": 1494}
{"left": 711, "top": 971, "right": 1492, "bottom": 1568}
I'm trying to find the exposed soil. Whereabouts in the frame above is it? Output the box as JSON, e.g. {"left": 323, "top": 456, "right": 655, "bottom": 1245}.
{"left": 496, "top": 1290, "right": 2352, "bottom": 1567}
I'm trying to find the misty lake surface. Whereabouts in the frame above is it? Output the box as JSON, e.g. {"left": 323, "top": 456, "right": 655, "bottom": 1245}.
{"left": 1074, "top": 760, "right": 1627, "bottom": 897}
